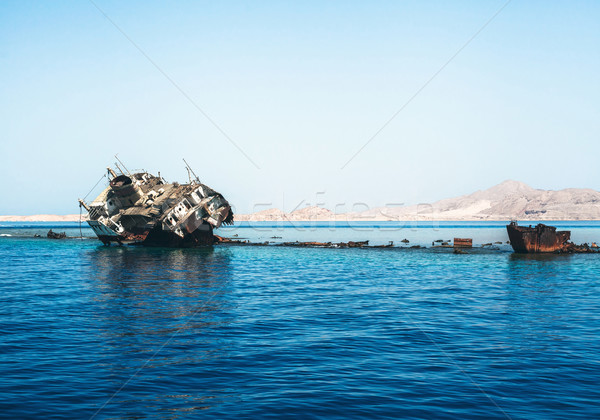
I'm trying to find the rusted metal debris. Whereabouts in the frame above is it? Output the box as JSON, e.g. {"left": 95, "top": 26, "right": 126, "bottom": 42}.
{"left": 214, "top": 232, "right": 598, "bottom": 254}
{"left": 79, "top": 164, "right": 233, "bottom": 247}
{"left": 47, "top": 229, "right": 66, "bottom": 239}
{"left": 277, "top": 240, "right": 370, "bottom": 248}
{"left": 213, "top": 239, "right": 431, "bottom": 250}
{"left": 453, "top": 238, "right": 472, "bottom": 248}
{"left": 214, "top": 235, "right": 244, "bottom": 244}
{"left": 560, "top": 242, "right": 599, "bottom": 253}
{"left": 374, "top": 241, "right": 395, "bottom": 248}
{"left": 506, "top": 221, "right": 598, "bottom": 253}
{"left": 214, "top": 238, "right": 374, "bottom": 248}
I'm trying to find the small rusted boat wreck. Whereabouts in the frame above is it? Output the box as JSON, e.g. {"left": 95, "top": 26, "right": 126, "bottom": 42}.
{"left": 506, "top": 221, "right": 570, "bottom": 253}
{"left": 79, "top": 163, "right": 233, "bottom": 247}
{"left": 47, "top": 229, "right": 67, "bottom": 239}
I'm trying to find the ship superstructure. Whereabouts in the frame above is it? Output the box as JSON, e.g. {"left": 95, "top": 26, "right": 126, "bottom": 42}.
{"left": 79, "top": 165, "right": 233, "bottom": 247}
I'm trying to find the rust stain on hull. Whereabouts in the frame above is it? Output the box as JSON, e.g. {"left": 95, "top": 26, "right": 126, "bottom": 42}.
{"left": 506, "top": 221, "right": 571, "bottom": 253}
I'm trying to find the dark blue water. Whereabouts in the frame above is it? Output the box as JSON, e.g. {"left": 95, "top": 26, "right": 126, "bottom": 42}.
{"left": 1, "top": 223, "right": 600, "bottom": 419}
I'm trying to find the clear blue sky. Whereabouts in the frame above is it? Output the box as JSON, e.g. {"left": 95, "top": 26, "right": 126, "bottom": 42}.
{"left": 1, "top": 1, "right": 598, "bottom": 214}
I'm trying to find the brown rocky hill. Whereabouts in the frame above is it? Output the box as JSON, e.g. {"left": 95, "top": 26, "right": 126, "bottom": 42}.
{"left": 3, "top": 181, "right": 600, "bottom": 222}
{"left": 236, "top": 181, "right": 600, "bottom": 221}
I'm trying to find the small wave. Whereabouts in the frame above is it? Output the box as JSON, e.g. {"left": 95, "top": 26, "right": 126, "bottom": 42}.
{"left": 0, "top": 234, "right": 12, "bottom": 237}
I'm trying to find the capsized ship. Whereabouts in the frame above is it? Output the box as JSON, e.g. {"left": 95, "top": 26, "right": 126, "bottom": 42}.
{"left": 506, "top": 221, "right": 570, "bottom": 253}
{"left": 79, "top": 165, "right": 233, "bottom": 247}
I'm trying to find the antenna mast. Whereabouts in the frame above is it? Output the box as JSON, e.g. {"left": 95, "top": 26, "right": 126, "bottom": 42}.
{"left": 185, "top": 166, "right": 193, "bottom": 184}
{"left": 115, "top": 154, "right": 131, "bottom": 176}
{"left": 114, "top": 162, "right": 124, "bottom": 175}
{"left": 183, "top": 158, "right": 201, "bottom": 183}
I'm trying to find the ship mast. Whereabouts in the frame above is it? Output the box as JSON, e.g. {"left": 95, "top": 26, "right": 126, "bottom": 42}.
{"left": 115, "top": 154, "right": 131, "bottom": 176}
{"left": 183, "top": 158, "right": 201, "bottom": 184}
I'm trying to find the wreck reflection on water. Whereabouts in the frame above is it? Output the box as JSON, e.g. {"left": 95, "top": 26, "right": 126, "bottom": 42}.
{"left": 83, "top": 246, "right": 235, "bottom": 418}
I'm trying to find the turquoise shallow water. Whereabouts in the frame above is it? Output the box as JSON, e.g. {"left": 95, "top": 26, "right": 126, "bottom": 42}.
{"left": 1, "top": 222, "right": 600, "bottom": 419}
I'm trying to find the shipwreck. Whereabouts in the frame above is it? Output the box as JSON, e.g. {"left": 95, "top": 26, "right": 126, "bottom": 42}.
{"left": 79, "top": 162, "right": 233, "bottom": 247}
{"left": 506, "top": 221, "right": 571, "bottom": 253}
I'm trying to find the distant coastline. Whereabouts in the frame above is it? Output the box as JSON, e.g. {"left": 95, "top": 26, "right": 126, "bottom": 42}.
{"left": 2, "top": 214, "right": 600, "bottom": 223}
{"left": 0, "top": 215, "right": 85, "bottom": 222}
{"left": 4, "top": 180, "right": 600, "bottom": 223}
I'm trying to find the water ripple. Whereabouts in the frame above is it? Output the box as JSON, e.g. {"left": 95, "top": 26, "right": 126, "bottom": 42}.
{"left": 1, "top": 234, "right": 600, "bottom": 419}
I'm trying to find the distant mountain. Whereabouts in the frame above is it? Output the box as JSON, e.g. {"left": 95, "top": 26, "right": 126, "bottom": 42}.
{"left": 236, "top": 181, "right": 600, "bottom": 221}
{"left": 3, "top": 181, "right": 600, "bottom": 222}
{"left": 369, "top": 180, "right": 600, "bottom": 221}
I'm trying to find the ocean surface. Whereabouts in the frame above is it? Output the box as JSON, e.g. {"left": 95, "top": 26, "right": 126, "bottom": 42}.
{"left": 1, "top": 221, "right": 600, "bottom": 419}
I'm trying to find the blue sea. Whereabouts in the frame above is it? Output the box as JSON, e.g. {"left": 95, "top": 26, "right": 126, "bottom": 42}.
{"left": 1, "top": 221, "right": 600, "bottom": 419}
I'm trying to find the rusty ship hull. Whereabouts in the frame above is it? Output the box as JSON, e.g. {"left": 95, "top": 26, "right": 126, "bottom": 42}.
{"left": 80, "top": 167, "right": 233, "bottom": 247}
{"left": 506, "top": 221, "right": 571, "bottom": 253}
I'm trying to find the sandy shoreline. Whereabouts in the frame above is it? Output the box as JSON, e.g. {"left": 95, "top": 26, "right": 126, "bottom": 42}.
{"left": 1, "top": 214, "right": 599, "bottom": 223}
{"left": 0, "top": 215, "right": 86, "bottom": 222}
{"left": 5, "top": 181, "right": 600, "bottom": 223}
